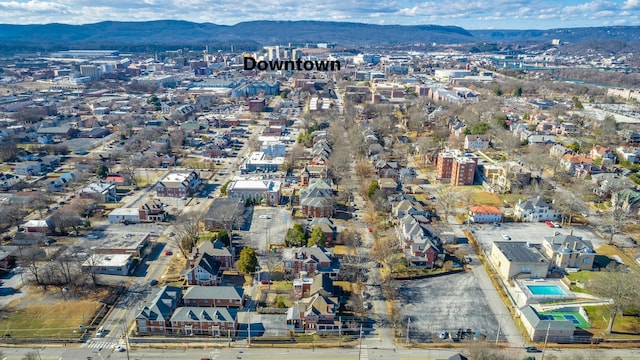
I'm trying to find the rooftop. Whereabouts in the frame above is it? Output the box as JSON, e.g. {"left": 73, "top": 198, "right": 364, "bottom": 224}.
{"left": 493, "top": 241, "right": 548, "bottom": 264}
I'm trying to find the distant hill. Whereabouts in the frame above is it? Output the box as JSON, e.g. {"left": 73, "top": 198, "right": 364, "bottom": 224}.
{"left": 0, "top": 20, "right": 639, "bottom": 52}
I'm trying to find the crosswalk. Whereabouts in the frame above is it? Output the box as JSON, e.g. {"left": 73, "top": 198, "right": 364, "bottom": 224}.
{"left": 359, "top": 345, "right": 368, "bottom": 360}
{"left": 86, "top": 340, "right": 117, "bottom": 349}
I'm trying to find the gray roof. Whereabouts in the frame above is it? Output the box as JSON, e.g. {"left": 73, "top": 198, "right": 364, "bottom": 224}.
{"left": 136, "top": 286, "right": 182, "bottom": 322}
{"left": 182, "top": 286, "right": 243, "bottom": 301}
{"left": 170, "top": 307, "right": 236, "bottom": 323}
{"left": 519, "top": 305, "right": 575, "bottom": 331}
{"left": 493, "top": 241, "right": 548, "bottom": 263}
{"left": 543, "top": 234, "right": 594, "bottom": 254}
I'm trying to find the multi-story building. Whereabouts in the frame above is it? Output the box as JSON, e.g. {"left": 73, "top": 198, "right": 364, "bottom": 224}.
{"left": 136, "top": 286, "right": 182, "bottom": 335}
{"left": 436, "top": 150, "right": 478, "bottom": 186}
{"left": 155, "top": 170, "right": 201, "bottom": 198}
{"left": 514, "top": 196, "right": 560, "bottom": 222}
{"left": 182, "top": 286, "right": 245, "bottom": 308}
{"left": 282, "top": 246, "right": 340, "bottom": 279}
{"left": 542, "top": 234, "right": 595, "bottom": 271}
{"left": 170, "top": 307, "right": 237, "bottom": 336}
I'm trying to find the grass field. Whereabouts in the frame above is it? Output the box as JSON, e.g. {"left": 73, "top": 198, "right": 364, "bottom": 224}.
{"left": 584, "top": 305, "right": 640, "bottom": 336}
{"left": 596, "top": 244, "right": 640, "bottom": 273}
{"left": 0, "top": 300, "right": 102, "bottom": 339}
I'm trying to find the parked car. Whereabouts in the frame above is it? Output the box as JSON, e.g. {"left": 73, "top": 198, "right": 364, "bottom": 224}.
{"left": 501, "top": 234, "right": 511, "bottom": 240}
{"left": 552, "top": 222, "right": 561, "bottom": 228}
{"left": 545, "top": 221, "right": 555, "bottom": 228}
{"left": 114, "top": 345, "right": 126, "bottom": 352}
{"left": 150, "top": 279, "right": 159, "bottom": 286}
{"left": 439, "top": 330, "right": 449, "bottom": 340}
{"left": 524, "top": 346, "right": 540, "bottom": 353}
{"left": 86, "top": 233, "right": 98, "bottom": 239}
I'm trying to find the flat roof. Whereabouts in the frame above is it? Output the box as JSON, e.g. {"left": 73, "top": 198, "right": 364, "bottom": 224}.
{"left": 82, "top": 253, "right": 131, "bottom": 267}
{"left": 493, "top": 241, "right": 548, "bottom": 263}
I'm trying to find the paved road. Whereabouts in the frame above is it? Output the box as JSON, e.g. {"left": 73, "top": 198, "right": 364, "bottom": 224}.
{"left": 3, "top": 344, "right": 640, "bottom": 360}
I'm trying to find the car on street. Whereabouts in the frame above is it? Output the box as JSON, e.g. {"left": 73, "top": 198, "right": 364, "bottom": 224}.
{"left": 150, "top": 279, "right": 159, "bottom": 286}
{"left": 545, "top": 221, "right": 555, "bottom": 228}
{"left": 524, "top": 346, "right": 540, "bottom": 353}
{"left": 165, "top": 250, "right": 172, "bottom": 256}
{"left": 439, "top": 330, "right": 449, "bottom": 340}
{"left": 258, "top": 215, "right": 271, "bottom": 219}
{"left": 114, "top": 345, "right": 126, "bottom": 352}
{"left": 86, "top": 233, "right": 98, "bottom": 239}
{"left": 552, "top": 222, "right": 561, "bottom": 228}
{"left": 501, "top": 234, "right": 511, "bottom": 240}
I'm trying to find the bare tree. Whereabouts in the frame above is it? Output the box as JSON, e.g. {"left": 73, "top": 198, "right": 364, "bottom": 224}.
{"left": 434, "top": 187, "right": 460, "bottom": 225}
{"left": 172, "top": 216, "right": 203, "bottom": 258}
{"left": 605, "top": 207, "right": 629, "bottom": 245}
{"left": 553, "top": 192, "right": 587, "bottom": 226}
{"left": 588, "top": 263, "right": 640, "bottom": 334}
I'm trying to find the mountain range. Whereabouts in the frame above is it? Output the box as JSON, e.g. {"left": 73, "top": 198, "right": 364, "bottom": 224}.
{"left": 1, "top": 20, "right": 639, "bottom": 52}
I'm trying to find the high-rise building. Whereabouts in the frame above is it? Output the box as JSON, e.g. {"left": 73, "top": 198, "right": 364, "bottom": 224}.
{"left": 80, "top": 64, "right": 101, "bottom": 80}
{"left": 436, "top": 150, "right": 478, "bottom": 186}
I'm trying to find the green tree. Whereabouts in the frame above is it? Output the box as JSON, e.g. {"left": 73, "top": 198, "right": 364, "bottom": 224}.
{"left": 95, "top": 164, "right": 109, "bottom": 179}
{"left": 572, "top": 96, "right": 584, "bottom": 109}
{"left": 237, "top": 247, "right": 258, "bottom": 275}
{"left": 492, "top": 87, "right": 503, "bottom": 96}
{"left": 464, "top": 122, "right": 490, "bottom": 135}
{"left": 285, "top": 223, "right": 306, "bottom": 247}
{"left": 568, "top": 141, "right": 580, "bottom": 153}
{"left": 215, "top": 229, "right": 230, "bottom": 247}
{"left": 220, "top": 180, "right": 231, "bottom": 196}
{"left": 512, "top": 86, "right": 523, "bottom": 97}
{"left": 367, "top": 180, "right": 379, "bottom": 199}
{"left": 307, "top": 226, "right": 326, "bottom": 247}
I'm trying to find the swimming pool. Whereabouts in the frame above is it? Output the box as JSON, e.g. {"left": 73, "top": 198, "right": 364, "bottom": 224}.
{"left": 527, "top": 285, "right": 566, "bottom": 296}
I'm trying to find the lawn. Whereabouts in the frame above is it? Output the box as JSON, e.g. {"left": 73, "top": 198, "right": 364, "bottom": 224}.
{"left": 0, "top": 300, "right": 102, "bottom": 339}
{"left": 182, "top": 157, "right": 215, "bottom": 170}
{"left": 596, "top": 245, "right": 640, "bottom": 273}
{"left": 333, "top": 245, "right": 354, "bottom": 256}
{"left": 584, "top": 305, "right": 640, "bottom": 336}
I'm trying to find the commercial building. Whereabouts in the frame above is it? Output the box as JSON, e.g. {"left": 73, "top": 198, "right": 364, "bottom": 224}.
{"left": 489, "top": 241, "right": 549, "bottom": 280}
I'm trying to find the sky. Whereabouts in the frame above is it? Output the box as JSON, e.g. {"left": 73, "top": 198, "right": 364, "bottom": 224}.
{"left": 0, "top": 0, "right": 639, "bottom": 29}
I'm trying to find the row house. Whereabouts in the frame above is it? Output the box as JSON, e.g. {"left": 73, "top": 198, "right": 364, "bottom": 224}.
{"left": 155, "top": 170, "right": 201, "bottom": 198}
{"left": 182, "top": 286, "right": 245, "bottom": 308}
{"left": 170, "top": 307, "right": 237, "bottom": 337}
{"left": 393, "top": 199, "right": 426, "bottom": 219}
{"left": 136, "top": 286, "right": 182, "bottom": 336}
{"left": 282, "top": 246, "right": 340, "bottom": 279}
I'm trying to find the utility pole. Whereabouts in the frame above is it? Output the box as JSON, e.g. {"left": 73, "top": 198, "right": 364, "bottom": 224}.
{"left": 540, "top": 322, "right": 551, "bottom": 360}
{"left": 406, "top": 317, "right": 411, "bottom": 344}
{"left": 358, "top": 323, "right": 363, "bottom": 358}
{"left": 495, "top": 317, "right": 501, "bottom": 345}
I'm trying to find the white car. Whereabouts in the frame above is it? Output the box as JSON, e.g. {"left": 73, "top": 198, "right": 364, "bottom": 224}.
{"left": 501, "top": 234, "right": 511, "bottom": 240}
{"left": 114, "top": 345, "right": 126, "bottom": 352}
{"left": 258, "top": 215, "right": 271, "bottom": 219}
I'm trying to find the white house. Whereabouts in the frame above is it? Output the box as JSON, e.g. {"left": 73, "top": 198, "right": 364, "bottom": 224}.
{"left": 514, "top": 196, "right": 560, "bottom": 222}
{"left": 464, "top": 135, "right": 490, "bottom": 151}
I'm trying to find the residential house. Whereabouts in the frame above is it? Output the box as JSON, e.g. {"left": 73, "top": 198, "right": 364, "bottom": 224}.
{"left": 305, "top": 218, "right": 338, "bottom": 247}
{"left": 0, "top": 173, "right": 21, "bottom": 190}
{"left": 138, "top": 199, "right": 167, "bottom": 222}
{"left": 15, "top": 161, "right": 42, "bottom": 176}
{"left": 155, "top": 170, "right": 201, "bottom": 198}
{"left": 393, "top": 200, "right": 425, "bottom": 219}
{"left": 80, "top": 182, "right": 117, "bottom": 203}
{"left": 550, "top": 144, "right": 571, "bottom": 158}
{"left": 293, "top": 273, "right": 334, "bottom": 299}
{"left": 191, "top": 239, "right": 234, "bottom": 270}
{"left": 561, "top": 154, "right": 593, "bottom": 175}
{"left": 469, "top": 205, "right": 503, "bottom": 223}
{"left": 374, "top": 160, "right": 400, "bottom": 182}
{"left": 282, "top": 246, "right": 340, "bottom": 279}
{"left": 616, "top": 146, "right": 640, "bottom": 164}
{"left": 514, "top": 196, "right": 560, "bottom": 222}
{"left": 106, "top": 173, "right": 129, "bottom": 186}
{"left": 591, "top": 145, "right": 617, "bottom": 165}
{"left": 463, "top": 135, "right": 490, "bottom": 151}
{"left": 398, "top": 167, "right": 418, "bottom": 185}
{"left": 0, "top": 246, "right": 18, "bottom": 270}
{"left": 611, "top": 188, "right": 640, "bottom": 216}
{"left": 542, "top": 233, "right": 595, "bottom": 271}
{"left": 170, "top": 307, "right": 237, "bottom": 336}
{"left": 378, "top": 178, "right": 399, "bottom": 193}
{"left": 489, "top": 241, "right": 550, "bottom": 280}
{"left": 136, "top": 286, "right": 182, "bottom": 335}
{"left": 183, "top": 252, "right": 223, "bottom": 286}
{"left": 300, "top": 179, "right": 334, "bottom": 218}
{"left": 397, "top": 215, "right": 442, "bottom": 268}
{"left": 182, "top": 286, "right": 245, "bottom": 308}
{"left": 518, "top": 305, "right": 575, "bottom": 342}
{"left": 287, "top": 293, "right": 340, "bottom": 333}
{"left": 23, "top": 219, "right": 54, "bottom": 234}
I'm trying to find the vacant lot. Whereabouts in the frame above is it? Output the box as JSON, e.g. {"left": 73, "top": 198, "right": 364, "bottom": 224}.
{"left": 0, "top": 298, "right": 103, "bottom": 339}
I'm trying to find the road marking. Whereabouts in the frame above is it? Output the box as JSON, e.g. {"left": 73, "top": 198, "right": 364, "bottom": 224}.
{"left": 86, "top": 340, "right": 117, "bottom": 349}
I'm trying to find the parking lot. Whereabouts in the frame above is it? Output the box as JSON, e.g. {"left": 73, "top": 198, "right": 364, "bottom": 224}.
{"left": 240, "top": 207, "right": 291, "bottom": 254}
{"left": 397, "top": 271, "right": 501, "bottom": 343}
{"left": 470, "top": 222, "right": 604, "bottom": 253}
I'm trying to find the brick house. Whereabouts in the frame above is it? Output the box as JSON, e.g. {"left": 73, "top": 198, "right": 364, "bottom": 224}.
{"left": 170, "top": 307, "right": 237, "bottom": 336}
{"left": 136, "top": 286, "right": 182, "bottom": 335}
{"left": 155, "top": 170, "right": 201, "bottom": 198}
{"left": 138, "top": 199, "right": 167, "bottom": 222}
{"left": 182, "top": 286, "right": 245, "bottom": 308}
{"left": 299, "top": 179, "right": 334, "bottom": 218}
{"left": 191, "top": 239, "right": 234, "bottom": 270}
{"left": 282, "top": 246, "right": 340, "bottom": 279}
